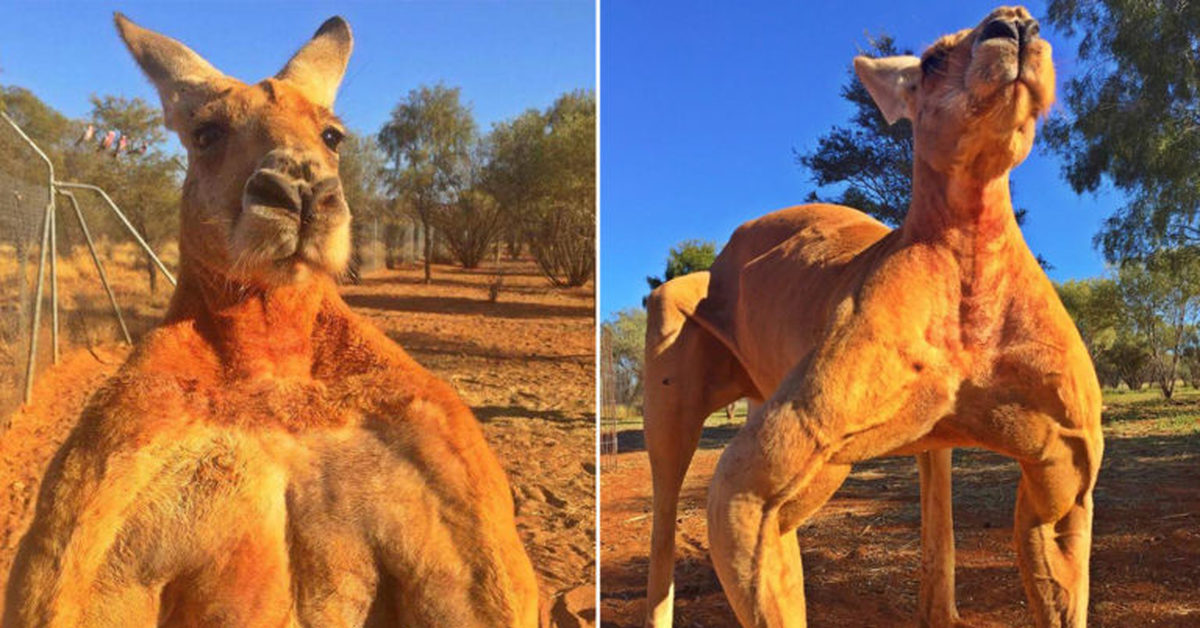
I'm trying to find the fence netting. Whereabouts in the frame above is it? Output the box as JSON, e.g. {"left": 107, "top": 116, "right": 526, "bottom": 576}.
{"left": 0, "top": 120, "right": 178, "bottom": 420}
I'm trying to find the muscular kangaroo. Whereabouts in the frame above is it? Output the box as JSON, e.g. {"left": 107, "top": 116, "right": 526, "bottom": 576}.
{"left": 645, "top": 6, "right": 1101, "bottom": 627}
{"left": 5, "top": 14, "right": 539, "bottom": 627}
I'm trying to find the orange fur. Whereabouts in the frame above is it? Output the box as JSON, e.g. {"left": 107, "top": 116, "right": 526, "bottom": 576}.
{"left": 4, "top": 14, "right": 539, "bottom": 627}
{"left": 644, "top": 7, "right": 1100, "bottom": 628}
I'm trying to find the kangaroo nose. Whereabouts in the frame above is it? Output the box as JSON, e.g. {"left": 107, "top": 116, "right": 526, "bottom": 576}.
{"left": 244, "top": 169, "right": 303, "bottom": 215}
{"left": 981, "top": 17, "right": 1039, "bottom": 45}
{"left": 1019, "top": 18, "right": 1040, "bottom": 42}
{"left": 303, "top": 177, "right": 343, "bottom": 225}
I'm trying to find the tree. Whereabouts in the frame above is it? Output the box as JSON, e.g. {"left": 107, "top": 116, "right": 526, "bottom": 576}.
{"left": 1115, "top": 249, "right": 1200, "bottom": 398}
{"left": 480, "top": 91, "right": 594, "bottom": 286}
{"left": 429, "top": 139, "right": 505, "bottom": 269}
{"left": 433, "top": 187, "right": 504, "bottom": 269}
{"left": 70, "top": 95, "right": 179, "bottom": 293}
{"left": 645, "top": 239, "right": 717, "bottom": 296}
{"left": 795, "top": 35, "right": 913, "bottom": 226}
{"left": 484, "top": 109, "right": 546, "bottom": 260}
{"left": 0, "top": 85, "right": 73, "bottom": 168}
{"left": 1043, "top": 0, "right": 1200, "bottom": 261}
{"left": 1103, "top": 340, "right": 1152, "bottom": 391}
{"left": 1057, "top": 277, "right": 1150, "bottom": 390}
{"left": 1057, "top": 278, "right": 1122, "bottom": 355}
{"left": 0, "top": 86, "right": 74, "bottom": 337}
{"left": 525, "top": 90, "right": 595, "bottom": 287}
{"left": 602, "top": 307, "right": 648, "bottom": 408}
{"left": 378, "top": 84, "right": 476, "bottom": 283}
{"left": 0, "top": 88, "right": 179, "bottom": 303}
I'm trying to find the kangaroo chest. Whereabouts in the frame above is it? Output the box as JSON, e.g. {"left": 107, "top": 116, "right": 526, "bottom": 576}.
{"left": 733, "top": 243, "right": 1048, "bottom": 400}
{"left": 156, "top": 421, "right": 410, "bottom": 627}
{"left": 144, "top": 372, "right": 424, "bottom": 627}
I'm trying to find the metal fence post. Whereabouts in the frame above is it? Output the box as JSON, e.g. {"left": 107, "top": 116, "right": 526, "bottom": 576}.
{"left": 49, "top": 201, "right": 59, "bottom": 364}
{"left": 59, "top": 190, "right": 132, "bottom": 345}
{"left": 23, "top": 199, "right": 53, "bottom": 404}
{"left": 53, "top": 182, "right": 176, "bottom": 287}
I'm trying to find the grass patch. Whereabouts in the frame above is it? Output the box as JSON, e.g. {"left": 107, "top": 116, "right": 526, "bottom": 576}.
{"left": 608, "top": 388, "right": 1200, "bottom": 439}
{"left": 1102, "top": 386, "right": 1200, "bottom": 438}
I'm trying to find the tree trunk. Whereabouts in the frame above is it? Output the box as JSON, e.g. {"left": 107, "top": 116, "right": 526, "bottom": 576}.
{"left": 385, "top": 222, "right": 401, "bottom": 270}
{"left": 147, "top": 255, "right": 158, "bottom": 294}
{"left": 422, "top": 217, "right": 432, "bottom": 284}
{"left": 1160, "top": 355, "right": 1179, "bottom": 399}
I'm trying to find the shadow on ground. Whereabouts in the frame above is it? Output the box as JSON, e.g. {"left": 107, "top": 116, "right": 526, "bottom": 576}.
{"left": 386, "top": 329, "right": 591, "bottom": 364}
{"left": 345, "top": 292, "right": 592, "bottom": 320}
{"left": 475, "top": 405, "right": 581, "bottom": 424}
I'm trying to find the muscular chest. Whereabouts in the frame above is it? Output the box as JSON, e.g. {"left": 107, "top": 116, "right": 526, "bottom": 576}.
{"left": 740, "top": 243, "right": 1070, "bottom": 397}
{"left": 159, "top": 425, "right": 414, "bottom": 626}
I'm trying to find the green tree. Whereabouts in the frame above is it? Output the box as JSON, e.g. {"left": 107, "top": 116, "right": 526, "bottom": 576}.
{"left": 484, "top": 109, "right": 546, "bottom": 259}
{"left": 1044, "top": 0, "right": 1200, "bottom": 261}
{"left": 602, "top": 307, "right": 648, "bottom": 408}
{"left": 1057, "top": 277, "right": 1150, "bottom": 389}
{"left": 1104, "top": 340, "right": 1152, "bottom": 391}
{"left": 0, "top": 88, "right": 179, "bottom": 299}
{"left": 433, "top": 185, "right": 504, "bottom": 269}
{"left": 0, "top": 85, "right": 72, "bottom": 164}
{"left": 1057, "top": 278, "right": 1122, "bottom": 354}
{"left": 526, "top": 90, "right": 595, "bottom": 287}
{"left": 431, "top": 139, "right": 505, "bottom": 269}
{"left": 795, "top": 35, "right": 912, "bottom": 226}
{"left": 70, "top": 95, "right": 179, "bottom": 293}
{"left": 483, "top": 91, "right": 594, "bottom": 286}
{"left": 0, "top": 86, "right": 74, "bottom": 336}
{"left": 378, "top": 84, "right": 476, "bottom": 283}
{"left": 645, "top": 239, "right": 717, "bottom": 296}
{"left": 1115, "top": 249, "right": 1200, "bottom": 398}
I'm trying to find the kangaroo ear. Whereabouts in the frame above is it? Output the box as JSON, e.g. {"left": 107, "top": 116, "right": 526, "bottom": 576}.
{"left": 114, "top": 13, "right": 226, "bottom": 131}
{"left": 276, "top": 17, "right": 353, "bottom": 110}
{"left": 853, "top": 55, "right": 922, "bottom": 125}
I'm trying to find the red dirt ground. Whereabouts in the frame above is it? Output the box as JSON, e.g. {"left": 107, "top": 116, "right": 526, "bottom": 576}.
{"left": 0, "top": 259, "right": 596, "bottom": 624}
{"left": 600, "top": 408, "right": 1200, "bottom": 627}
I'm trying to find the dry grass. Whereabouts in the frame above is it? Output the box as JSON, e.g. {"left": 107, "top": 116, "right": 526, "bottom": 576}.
{"left": 0, "top": 241, "right": 178, "bottom": 418}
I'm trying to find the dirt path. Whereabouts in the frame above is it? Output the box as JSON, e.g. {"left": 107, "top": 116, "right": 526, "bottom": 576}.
{"left": 601, "top": 404, "right": 1200, "bottom": 627}
{"left": 0, "top": 260, "right": 596, "bottom": 624}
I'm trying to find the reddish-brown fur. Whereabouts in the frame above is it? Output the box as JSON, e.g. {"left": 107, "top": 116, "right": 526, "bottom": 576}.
{"left": 644, "top": 7, "right": 1100, "bottom": 628}
{"left": 4, "top": 14, "right": 539, "bottom": 627}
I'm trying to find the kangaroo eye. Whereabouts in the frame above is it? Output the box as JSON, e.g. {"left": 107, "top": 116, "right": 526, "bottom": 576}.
{"left": 192, "top": 122, "right": 225, "bottom": 150}
{"left": 321, "top": 127, "right": 344, "bottom": 151}
{"left": 921, "top": 49, "right": 948, "bottom": 76}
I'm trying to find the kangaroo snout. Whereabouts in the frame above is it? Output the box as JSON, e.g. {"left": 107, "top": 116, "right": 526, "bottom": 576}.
{"left": 243, "top": 149, "right": 344, "bottom": 224}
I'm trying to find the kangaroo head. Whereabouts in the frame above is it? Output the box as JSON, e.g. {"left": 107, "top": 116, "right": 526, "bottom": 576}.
{"left": 854, "top": 5, "right": 1054, "bottom": 180}
{"left": 115, "top": 13, "right": 353, "bottom": 286}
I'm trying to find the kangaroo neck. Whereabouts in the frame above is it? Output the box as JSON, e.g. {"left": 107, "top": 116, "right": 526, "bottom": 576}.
{"left": 899, "top": 157, "right": 1022, "bottom": 271}
{"left": 163, "top": 256, "right": 339, "bottom": 380}
{"left": 898, "top": 157, "right": 1028, "bottom": 347}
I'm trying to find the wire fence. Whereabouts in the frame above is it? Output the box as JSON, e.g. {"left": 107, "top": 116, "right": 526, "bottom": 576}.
{"left": 0, "top": 112, "right": 177, "bottom": 422}
{"left": 350, "top": 215, "right": 426, "bottom": 277}
{"left": 599, "top": 325, "right": 619, "bottom": 466}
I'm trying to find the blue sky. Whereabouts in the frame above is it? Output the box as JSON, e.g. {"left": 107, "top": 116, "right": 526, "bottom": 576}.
{"left": 600, "top": 0, "right": 1121, "bottom": 319}
{"left": 1, "top": 1, "right": 595, "bottom": 149}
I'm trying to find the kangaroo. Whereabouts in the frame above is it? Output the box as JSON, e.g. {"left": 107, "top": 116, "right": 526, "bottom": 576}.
{"left": 645, "top": 6, "right": 1101, "bottom": 627}
{"left": 5, "top": 14, "right": 539, "bottom": 627}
